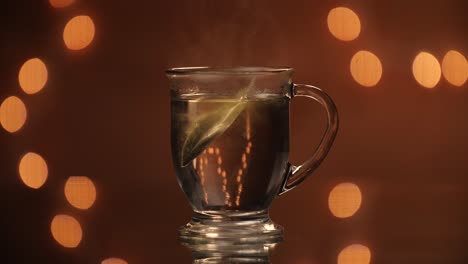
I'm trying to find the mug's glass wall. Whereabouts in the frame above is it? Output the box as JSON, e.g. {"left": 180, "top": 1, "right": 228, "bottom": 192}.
{"left": 169, "top": 68, "right": 292, "bottom": 212}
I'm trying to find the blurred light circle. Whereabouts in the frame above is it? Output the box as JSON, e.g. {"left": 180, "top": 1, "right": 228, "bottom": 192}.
{"left": 18, "top": 58, "right": 48, "bottom": 94}
{"left": 0, "top": 96, "right": 27, "bottom": 133}
{"left": 50, "top": 214, "right": 83, "bottom": 248}
{"left": 412, "top": 52, "right": 441, "bottom": 88}
{"left": 328, "top": 182, "right": 362, "bottom": 218}
{"left": 327, "top": 7, "right": 361, "bottom": 41}
{"left": 19, "top": 152, "right": 48, "bottom": 189}
{"left": 442, "top": 50, "right": 467, "bottom": 87}
{"left": 350, "top": 51, "right": 383, "bottom": 87}
{"left": 101, "top": 258, "right": 128, "bottom": 264}
{"left": 65, "top": 176, "right": 97, "bottom": 210}
{"left": 49, "top": 0, "right": 75, "bottom": 8}
{"left": 63, "top": 15, "right": 95, "bottom": 50}
{"left": 338, "top": 244, "right": 371, "bottom": 264}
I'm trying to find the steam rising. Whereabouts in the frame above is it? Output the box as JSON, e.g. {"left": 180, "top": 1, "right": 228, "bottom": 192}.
{"left": 167, "top": 1, "right": 290, "bottom": 67}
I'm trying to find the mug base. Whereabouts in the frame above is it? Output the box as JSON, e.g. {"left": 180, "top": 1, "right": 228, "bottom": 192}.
{"left": 179, "top": 210, "right": 283, "bottom": 254}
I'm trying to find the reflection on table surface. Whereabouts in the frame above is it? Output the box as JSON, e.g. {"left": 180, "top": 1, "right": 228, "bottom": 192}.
{"left": 184, "top": 239, "right": 276, "bottom": 264}
{"left": 185, "top": 236, "right": 372, "bottom": 264}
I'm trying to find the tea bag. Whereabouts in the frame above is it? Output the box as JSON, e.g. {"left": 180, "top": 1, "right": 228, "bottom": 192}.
{"left": 181, "top": 79, "right": 255, "bottom": 166}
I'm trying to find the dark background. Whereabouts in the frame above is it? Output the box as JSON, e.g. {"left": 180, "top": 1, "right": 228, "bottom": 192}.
{"left": 1, "top": 0, "right": 467, "bottom": 263}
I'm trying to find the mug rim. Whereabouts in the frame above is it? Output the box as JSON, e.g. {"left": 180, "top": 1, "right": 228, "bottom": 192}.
{"left": 166, "top": 66, "right": 294, "bottom": 75}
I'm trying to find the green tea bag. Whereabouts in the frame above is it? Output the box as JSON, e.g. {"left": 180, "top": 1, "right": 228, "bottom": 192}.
{"left": 181, "top": 79, "right": 255, "bottom": 166}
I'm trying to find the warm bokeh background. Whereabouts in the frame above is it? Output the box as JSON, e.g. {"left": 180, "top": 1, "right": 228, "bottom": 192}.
{"left": 1, "top": 0, "right": 467, "bottom": 263}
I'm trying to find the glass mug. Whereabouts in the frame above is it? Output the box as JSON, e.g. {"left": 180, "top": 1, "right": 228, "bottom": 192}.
{"left": 168, "top": 67, "right": 338, "bottom": 244}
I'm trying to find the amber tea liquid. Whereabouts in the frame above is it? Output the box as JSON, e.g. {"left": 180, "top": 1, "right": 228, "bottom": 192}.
{"left": 171, "top": 95, "right": 289, "bottom": 212}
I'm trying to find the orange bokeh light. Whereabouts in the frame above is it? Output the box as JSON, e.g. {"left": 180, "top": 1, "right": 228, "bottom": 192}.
{"left": 19, "top": 152, "right": 48, "bottom": 189}
{"left": 412, "top": 52, "right": 441, "bottom": 88}
{"left": 101, "top": 258, "right": 128, "bottom": 264}
{"left": 64, "top": 176, "right": 97, "bottom": 210}
{"left": 50, "top": 214, "right": 83, "bottom": 248}
{"left": 327, "top": 7, "right": 361, "bottom": 41}
{"left": 328, "top": 182, "right": 362, "bottom": 218}
{"left": 0, "top": 96, "right": 27, "bottom": 133}
{"left": 441, "top": 50, "right": 467, "bottom": 87}
{"left": 63, "top": 15, "right": 95, "bottom": 50}
{"left": 18, "top": 58, "right": 48, "bottom": 94}
{"left": 350, "top": 51, "right": 383, "bottom": 87}
{"left": 49, "top": 0, "right": 75, "bottom": 8}
{"left": 338, "top": 244, "right": 371, "bottom": 264}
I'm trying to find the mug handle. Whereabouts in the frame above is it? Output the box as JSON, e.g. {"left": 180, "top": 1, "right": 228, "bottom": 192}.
{"left": 279, "top": 84, "right": 339, "bottom": 195}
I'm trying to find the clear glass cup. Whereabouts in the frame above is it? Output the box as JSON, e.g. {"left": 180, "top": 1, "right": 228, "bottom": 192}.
{"left": 167, "top": 67, "right": 338, "bottom": 245}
